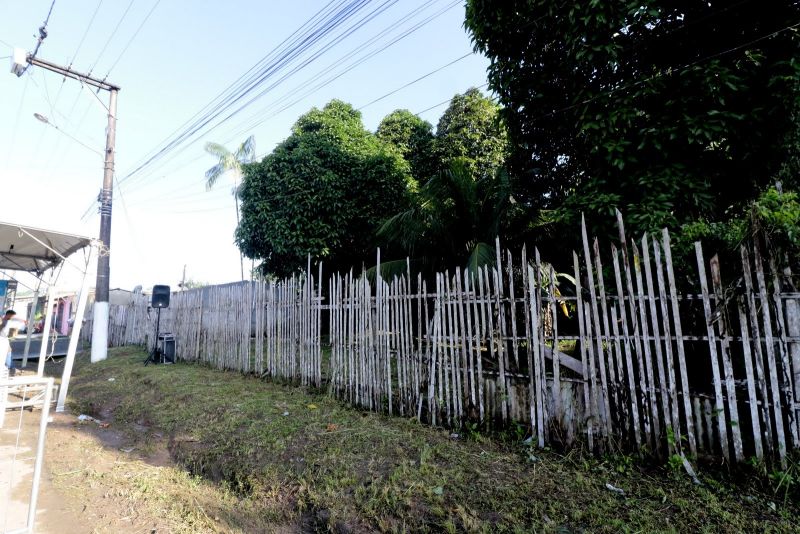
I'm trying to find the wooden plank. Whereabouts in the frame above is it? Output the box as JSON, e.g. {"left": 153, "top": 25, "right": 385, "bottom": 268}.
{"left": 481, "top": 265, "right": 501, "bottom": 423}
{"left": 573, "top": 251, "right": 594, "bottom": 450}
{"left": 695, "top": 242, "right": 729, "bottom": 461}
{"left": 633, "top": 240, "right": 661, "bottom": 450}
{"left": 662, "top": 229, "right": 696, "bottom": 456}
{"left": 769, "top": 256, "right": 800, "bottom": 448}
{"left": 611, "top": 245, "right": 642, "bottom": 449}
{"left": 653, "top": 239, "right": 682, "bottom": 454}
{"left": 507, "top": 250, "right": 520, "bottom": 367}
{"left": 444, "top": 271, "right": 457, "bottom": 424}
{"left": 642, "top": 234, "right": 673, "bottom": 454}
{"left": 709, "top": 255, "right": 744, "bottom": 462}
{"left": 462, "top": 269, "right": 478, "bottom": 415}
{"left": 494, "top": 238, "right": 511, "bottom": 422}
{"left": 455, "top": 268, "right": 471, "bottom": 421}
{"left": 471, "top": 266, "right": 485, "bottom": 423}
{"left": 752, "top": 239, "right": 787, "bottom": 463}
{"left": 533, "top": 251, "right": 546, "bottom": 445}
{"left": 741, "top": 246, "right": 774, "bottom": 454}
{"left": 737, "top": 294, "right": 764, "bottom": 459}
{"left": 522, "top": 249, "right": 535, "bottom": 435}
{"left": 527, "top": 263, "right": 544, "bottom": 446}
{"left": 548, "top": 263, "right": 562, "bottom": 424}
{"left": 581, "top": 216, "right": 612, "bottom": 436}
{"left": 593, "top": 238, "right": 622, "bottom": 434}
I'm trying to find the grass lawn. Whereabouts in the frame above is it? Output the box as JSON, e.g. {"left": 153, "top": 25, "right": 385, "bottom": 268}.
{"left": 58, "top": 346, "right": 798, "bottom": 533}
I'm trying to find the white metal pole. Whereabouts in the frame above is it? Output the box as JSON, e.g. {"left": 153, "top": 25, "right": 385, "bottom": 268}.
{"left": 57, "top": 246, "right": 95, "bottom": 412}
{"left": 26, "top": 376, "right": 54, "bottom": 532}
{"left": 36, "top": 286, "right": 56, "bottom": 377}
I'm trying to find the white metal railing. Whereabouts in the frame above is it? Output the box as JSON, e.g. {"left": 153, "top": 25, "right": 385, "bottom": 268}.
{"left": 1, "top": 376, "right": 55, "bottom": 534}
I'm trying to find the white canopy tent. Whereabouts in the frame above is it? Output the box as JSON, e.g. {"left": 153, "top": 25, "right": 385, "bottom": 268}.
{"left": 0, "top": 220, "right": 96, "bottom": 413}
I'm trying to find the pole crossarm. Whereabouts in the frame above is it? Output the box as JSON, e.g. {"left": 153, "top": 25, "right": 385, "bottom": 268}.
{"left": 27, "top": 56, "right": 120, "bottom": 91}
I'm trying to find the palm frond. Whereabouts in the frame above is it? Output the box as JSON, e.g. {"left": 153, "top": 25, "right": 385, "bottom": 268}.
{"left": 465, "top": 241, "right": 495, "bottom": 277}
{"left": 235, "top": 135, "right": 256, "bottom": 163}
{"left": 204, "top": 142, "right": 231, "bottom": 158}
{"left": 365, "top": 258, "right": 414, "bottom": 284}
{"left": 205, "top": 162, "right": 225, "bottom": 191}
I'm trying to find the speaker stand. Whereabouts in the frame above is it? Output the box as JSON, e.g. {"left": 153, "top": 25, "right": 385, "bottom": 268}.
{"left": 144, "top": 307, "right": 162, "bottom": 366}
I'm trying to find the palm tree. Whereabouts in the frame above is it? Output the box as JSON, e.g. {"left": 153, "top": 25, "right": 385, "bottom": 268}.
{"left": 204, "top": 135, "right": 256, "bottom": 281}
{"left": 377, "top": 157, "right": 511, "bottom": 277}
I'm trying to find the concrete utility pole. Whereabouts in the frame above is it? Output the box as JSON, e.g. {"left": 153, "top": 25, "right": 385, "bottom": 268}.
{"left": 13, "top": 53, "right": 120, "bottom": 362}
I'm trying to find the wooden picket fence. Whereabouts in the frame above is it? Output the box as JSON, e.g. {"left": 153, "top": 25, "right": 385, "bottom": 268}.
{"left": 91, "top": 213, "right": 800, "bottom": 466}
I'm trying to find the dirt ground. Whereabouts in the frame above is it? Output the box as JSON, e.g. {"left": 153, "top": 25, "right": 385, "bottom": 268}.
{"left": 2, "top": 369, "right": 245, "bottom": 534}
{"left": 34, "top": 409, "right": 274, "bottom": 534}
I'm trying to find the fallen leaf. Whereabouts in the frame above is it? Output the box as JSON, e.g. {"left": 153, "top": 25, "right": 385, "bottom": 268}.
{"left": 307, "top": 404, "right": 318, "bottom": 410}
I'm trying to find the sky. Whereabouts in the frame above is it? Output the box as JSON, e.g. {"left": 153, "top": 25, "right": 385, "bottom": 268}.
{"left": 0, "top": 0, "right": 490, "bottom": 293}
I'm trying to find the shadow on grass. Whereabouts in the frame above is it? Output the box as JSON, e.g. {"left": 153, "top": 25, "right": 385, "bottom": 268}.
{"left": 42, "top": 346, "right": 800, "bottom": 534}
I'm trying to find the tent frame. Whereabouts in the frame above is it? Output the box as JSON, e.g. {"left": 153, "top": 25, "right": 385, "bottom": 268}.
{"left": 0, "top": 222, "right": 96, "bottom": 412}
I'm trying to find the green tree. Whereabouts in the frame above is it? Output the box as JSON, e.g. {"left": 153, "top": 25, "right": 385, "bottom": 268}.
{"left": 433, "top": 87, "right": 507, "bottom": 180}
{"left": 465, "top": 1, "right": 800, "bottom": 242}
{"left": 376, "top": 109, "right": 435, "bottom": 181}
{"left": 378, "top": 158, "right": 511, "bottom": 275}
{"left": 204, "top": 135, "right": 256, "bottom": 281}
{"left": 236, "top": 100, "right": 413, "bottom": 277}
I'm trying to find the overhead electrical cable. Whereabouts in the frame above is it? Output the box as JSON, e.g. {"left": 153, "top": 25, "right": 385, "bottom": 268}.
{"left": 87, "top": 0, "right": 136, "bottom": 74}
{"left": 357, "top": 51, "right": 473, "bottom": 110}
{"left": 121, "top": 0, "right": 452, "bottom": 196}
{"left": 217, "top": 0, "right": 452, "bottom": 143}
{"left": 70, "top": 0, "right": 104, "bottom": 66}
{"left": 117, "top": 0, "right": 378, "bottom": 188}
{"left": 103, "top": 0, "right": 163, "bottom": 77}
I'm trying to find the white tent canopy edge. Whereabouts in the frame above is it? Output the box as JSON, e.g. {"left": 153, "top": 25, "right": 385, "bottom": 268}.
{"left": 0, "top": 220, "right": 97, "bottom": 413}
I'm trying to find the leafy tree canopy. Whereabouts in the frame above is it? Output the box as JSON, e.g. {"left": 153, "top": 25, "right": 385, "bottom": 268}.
{"left": 236, "top": 100, "right": 413, "bottom": 277}
{"left": 376, "top": 109, "right": 435, "bottom": 181}
{"left": 465, "top": 1, "right": 800, "bottom": 241}
{"left": 434, "top": 87, "right": 507, "bottom": 180}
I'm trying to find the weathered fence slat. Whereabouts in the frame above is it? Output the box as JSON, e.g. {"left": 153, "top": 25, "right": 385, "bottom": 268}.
{"left": 100, "top": 213, "right": 800, "bottom": 467}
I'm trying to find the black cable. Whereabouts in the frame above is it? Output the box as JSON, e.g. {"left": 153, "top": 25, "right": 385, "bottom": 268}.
{"left": 415, "top": 82, "right": 488, "bottom": 115}
{"left": 104, "top": 0, "right": 162, "bottom": 76}
{"left": 120, "top": 0, "right": 457, "bottom": 198}
{"left": 70, "top": 0, "right": 104, "bottom": 66}
{"left": 226, "top": 0, "right": 458, "bottom": 140}
{"left": 88, "top": 0, "right": 136, "bottom": 74}
{"left": 358, "top": 51, "right": 473, "bottom": 110}
{"left": 118, "top": 0, "right": 374, "bottom": 188}
{"left": 222, "top": 0, "right": 446, "bottom": 140}
{"left": 118, "top": 0, "right": 348, "bottom": 180}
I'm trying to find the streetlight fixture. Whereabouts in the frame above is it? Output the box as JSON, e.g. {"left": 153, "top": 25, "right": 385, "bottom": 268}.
{"left": 33, "top": 112, "right": 103, "bottom": 157}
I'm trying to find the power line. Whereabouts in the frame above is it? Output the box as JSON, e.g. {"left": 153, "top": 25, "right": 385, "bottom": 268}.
{"left": 70, "top": 0, "right": 104, "bottom": 66}
{"left": 119, "top": 0, "right": 464, "bottom": 204}
{"left": 415, "top": 82, "right": 488, "bottom": 115}
{"left": 358, "top": 51, "right": 473, "bottom": 110}
{"left": 104, "top": 0, "right": 162, "bottom": 76}
{"left": 132, "top": 0, "right": 454, "bottom": 191}
{"left": 88, "top": 0, "right": 136, "bottom": 74}
{"left": 223, "top": 0, "right": 457, "bottom": 143}
{"left": 117, "top": 0, "right": 379, "bottom": 189}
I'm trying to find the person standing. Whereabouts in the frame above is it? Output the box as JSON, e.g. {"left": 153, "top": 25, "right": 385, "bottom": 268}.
{"left": 1, "top": 310, "right": 25, "bottom": 376}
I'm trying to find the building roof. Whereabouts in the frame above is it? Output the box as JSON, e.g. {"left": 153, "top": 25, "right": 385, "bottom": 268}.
{"left": 0, "top": 221, "right": 92, "bottom": 273}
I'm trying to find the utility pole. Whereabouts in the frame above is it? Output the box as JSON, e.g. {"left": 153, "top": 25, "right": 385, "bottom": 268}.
{"left": 180, "top": 264, "right": 187, "bottom": 291}
{"left": 13, "top": 53, "right": 120, "bottom": 362}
